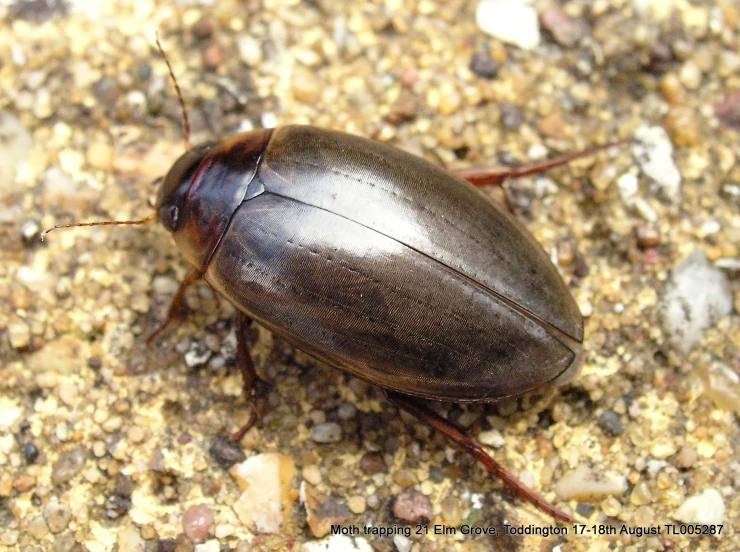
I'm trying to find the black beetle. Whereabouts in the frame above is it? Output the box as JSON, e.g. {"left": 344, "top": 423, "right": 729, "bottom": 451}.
{"left": 44, "top": 40, "right": 619, "bottom": 524}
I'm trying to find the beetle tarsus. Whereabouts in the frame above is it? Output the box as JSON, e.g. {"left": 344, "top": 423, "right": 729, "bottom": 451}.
{"left": 386, "top": 391, "right": 575, "bottom": 524}
{"left": 146, "top": 268, "right": 202, "bottom": 347}
{"left": 230, "top": 312, "right": 263, "bottom": 442}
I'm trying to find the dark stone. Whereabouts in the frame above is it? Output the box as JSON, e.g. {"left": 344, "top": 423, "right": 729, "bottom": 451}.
{"left": 469, "top": 50, "right": 500, "bottom": 80}
{"left": 24, "top": 441, "right": 40, "bottom": 464}
{"left": 359, "top": 451, "right": 386, "bottom": 475}
{"left": 500, "top": 104, "right": 524, "bottom": 130}
{"left": 598, "top": 411, "right": 625, "bottom": 436}
{"left": 209, "top": 435, "right": 246, "bottom": 469}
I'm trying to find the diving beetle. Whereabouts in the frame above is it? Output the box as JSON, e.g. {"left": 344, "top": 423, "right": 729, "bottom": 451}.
{"left": 44, "top": 38, "right": 619, "bottom": 524}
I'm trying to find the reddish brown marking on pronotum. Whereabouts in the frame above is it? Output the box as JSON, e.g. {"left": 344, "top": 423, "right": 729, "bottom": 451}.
{"left": 43, "top": 36, "right": 629, "bottom": 525}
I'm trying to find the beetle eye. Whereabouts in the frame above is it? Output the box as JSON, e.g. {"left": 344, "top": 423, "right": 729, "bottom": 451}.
{"left": 166, "top": 205, "right": 179, "bottom": 230}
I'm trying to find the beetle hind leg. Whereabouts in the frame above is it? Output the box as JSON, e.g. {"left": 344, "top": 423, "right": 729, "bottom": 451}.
{"left": 386, "top": 392, "right": 575, "bottom": 524}
{"left": 455, "top": 140, "right": 626, "bottom": 188}
{"left": 230, "top": 311, "right": 263, "bottom": 442}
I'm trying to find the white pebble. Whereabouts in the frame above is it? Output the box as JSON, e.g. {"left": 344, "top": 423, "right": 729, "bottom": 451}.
{"left": 673, "top": 489, "right": 725, "bottom": 525}
{"left": 555, "top": 464, "right": 628, "bottom": 501}
{"left": 301, "top": 534, "right": 374, "bottom": 552}
{"left": 312, "top": 422, "right": 342, "bottom": 443}
{"left": 393, "top": 535, "right": 412, "bottom": 552}
{"left": 231, "top": 453, "right": 297, "bottom": 534}
{"left": 659, "top": 250, "right": 733, "bottom": 354}
{"left": 632, "top": 125, "right": 682, "bottom": 200}
{"left": 478, "top": 429, "right": 505, "bottom": 449}
{"left": 476, "top": 0, "right": 541, "bottom": 50}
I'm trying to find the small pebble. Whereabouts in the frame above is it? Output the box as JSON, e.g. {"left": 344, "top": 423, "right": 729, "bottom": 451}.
{"left": 597, "top": 411, "right": 625, "bottom": 436}
{"left": 359, "top": 451, "right": 385, "bottom": 474}
{"left": 301, "top": 535, "right": 373, "bottom": 552}
{"left": 209, "top": 435, "right": 246, "bottom": 469}
{"left": 632, "top": 125, "right": 681, "bottom": 199}
{"left": 394, "top": 535, "right": 412, "bottom": 552}
{"left": 500, "top": 104, "right": 524, "bottom": 130}
{"left": 337, "top": 404, "right": 356, "bottom": 420}
{"left": 469, "top": 50, "right": 500, "bottom": 79}
{"left": 328, "top": 466, "right": 354, "bottom": 487}
{"left": 312, "top": 422, "right": 342, "bottom": 443}
{"left": 8, "top": 318, "right": 31, "bottom": 349}
{"left": 43, "top": 500, "right": 71, "bottom": 533}
{"left": 51, "top": 447, "right": 86, "bottom": 485}
{"left": 697, "top": 362, "right": 740, "bottom": 412}
{"left": 663, "top": 108, "right": 701, "bottom": 147}
{"left": 194, "top": 540, "right": 220, "bottom": 552}
{"left": 347, "top": 495, "right": 366, "bottom": 514}
{"left": 86, "top": 142, "right": 113, "bottom": 170}
{"left": 476, "top": 0, "right": 541, "bottom": 50}
{"left": 118, "top": 525, "right": 144, "bottom": 552}
{"left": 649, "top": 439, "right": 677, "bottom": 459}
{"left": 303, "top": 485, "right": 351, "bottom": 538}
{"left": 660, "top": 73, "right": 686, "bottom": 105}
{"left": 203, "top": 44, "right": 225, "bottom": 71}
{"left": 392, "top": 490, "right": 432, "bottom": 523}
{"left": 635, "top": 226, "right": 659, "bottom": 248}
{"left": 441, "top": 496, "right": 462, "bottom": 525}
{"left": 20, "top": 219, "right": 41, "bottom": 245}
{"left": 238, "top": 35, "right": 263, "bottom": 66}
{"left": 185, "top": 341, "right": 212, "bottom": 368}
{"left": 192, "top": 16, "right": 214, "bottom": 40}
{"left": 27, "top": 516, "right": 49, "bottom": 538}
{"left": 23, "top": 441, "right": 39, "bottom": 463}
{"left": 714, "top": 91, "right": 740, "bottom": 129}
{"left": 555, "top": 464, "right": 628, "bottom": 501}
{"left": 478, "top": 429, "right": 505, "bottom": 448}
{"left": 675, "top": 447, "right": 698, "bottom": 469}
{"left": 292, "top": 68, "right": 320, "bottom": 105}
{"left": 393, "top": 468, "right": 417, "bottom": 487}
{"left": 183, "top": 504, "right": 215, "bottom": 544}
{"left": 678, "top": 60, "right": 702, "bottom": 90}
{"left": 630, "top": 482, "right": 652, "bottom": 505}
{"left": 14, "top": 475, "right": 35, "bottom": 492}
{"left": 601, "top": 496, "right": 622, "bottom": 517}
{"left": 540, "top": 5, "right": 585, "bottom": 47}
{"left": 302, "top": 464, "right": 322, "bottom": 485}
{"left": 672, "top": 489, "right": 725, "bottom": 524}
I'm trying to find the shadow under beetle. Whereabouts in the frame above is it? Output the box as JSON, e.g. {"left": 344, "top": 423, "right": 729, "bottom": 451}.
{"left": 45, "top": 38, "right": 622, "bottom": 524}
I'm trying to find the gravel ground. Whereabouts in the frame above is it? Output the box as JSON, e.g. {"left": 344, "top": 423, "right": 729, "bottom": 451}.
{"left": 0, "top": 0, "right": 738, "bottom": 551}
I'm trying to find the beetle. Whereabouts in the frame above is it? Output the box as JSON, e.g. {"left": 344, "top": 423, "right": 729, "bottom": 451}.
{"left": 44, "top": 39, "right": 619, "bottom": 524}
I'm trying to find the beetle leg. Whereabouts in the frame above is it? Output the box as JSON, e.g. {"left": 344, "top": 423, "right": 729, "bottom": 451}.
{"left": 231, "top": 311, "right": 262, "bottom": 442}
{"left": 386, "top": 391, "right": 575, "bottom": 524}
{"left": 455, "top": 140, "right": 626, "bottom": 188}
{"left": 147, "top": 268, "right": 203, "bottom": 347}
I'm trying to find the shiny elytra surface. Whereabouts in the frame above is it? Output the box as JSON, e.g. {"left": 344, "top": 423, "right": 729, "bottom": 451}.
{"left": 185, "top": 125, "right": 584, "bottom": 401}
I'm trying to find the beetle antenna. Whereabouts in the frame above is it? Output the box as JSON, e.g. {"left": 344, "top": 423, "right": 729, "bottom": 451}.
{"left": 41, "top": 213, "right": 159, "bottom": 242}
{"left": 156, "top": 33, "right": 191, "bottom": 151}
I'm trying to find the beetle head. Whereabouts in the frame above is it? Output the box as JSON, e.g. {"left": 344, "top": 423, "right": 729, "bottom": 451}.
{"left": 155, "top": 142, "right": 215, "bottom": 233}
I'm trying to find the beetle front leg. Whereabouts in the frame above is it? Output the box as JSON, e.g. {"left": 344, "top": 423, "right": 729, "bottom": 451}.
{"left": 147, "top": 268, "right": 203, "bottom": 347}
{"left": 386, "top": 391, "right": 575, "bottom": 524}
{"left": 231, "top": 311, "right": 262, "bottom": 442}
